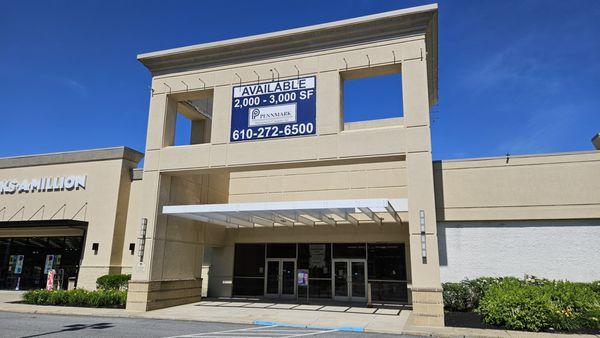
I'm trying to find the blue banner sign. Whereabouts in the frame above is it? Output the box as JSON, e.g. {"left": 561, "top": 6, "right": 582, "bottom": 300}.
{"left": 230, "top": 76, "right": 316, "bottom": 142}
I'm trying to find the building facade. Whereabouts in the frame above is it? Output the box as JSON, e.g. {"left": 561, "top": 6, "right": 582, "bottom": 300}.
{"left": 1, "top": 4, "right": 599, "bottom": 328}
{"left": 0, "top": 147, "right": 143, "bottom": 290}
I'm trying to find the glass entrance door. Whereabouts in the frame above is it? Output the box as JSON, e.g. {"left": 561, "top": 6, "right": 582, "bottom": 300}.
{"left": 334, "top": 261, "right": 348, "bottom": 298}
{"left": 264, "top": 259, "right": 296, "bottom": 298}
{"left": 265, "top": 260, "right": 280, "bottom": 295}
{"left": 332, "top": 259, "right": 367, "bottom": 302}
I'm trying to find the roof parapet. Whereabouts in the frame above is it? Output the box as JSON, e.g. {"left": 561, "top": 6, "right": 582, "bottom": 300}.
{"left": 137, "top": 4, "right": 438, "bottom": 104}
{"left": 0, "top": 146, "right": 144, "bottom": 169}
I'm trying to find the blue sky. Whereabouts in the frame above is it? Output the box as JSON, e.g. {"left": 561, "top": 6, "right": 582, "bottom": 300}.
{"left": 1, "top": 0, "right": 599, "bottom": 160}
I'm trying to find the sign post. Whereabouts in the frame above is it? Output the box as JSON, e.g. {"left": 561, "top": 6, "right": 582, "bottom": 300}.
{"left": 297, "top": 269, "right": 309, "bottom": 304}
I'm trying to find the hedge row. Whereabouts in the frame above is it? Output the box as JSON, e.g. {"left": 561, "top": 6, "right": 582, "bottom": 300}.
{"left": 443, "top": 277, "right": 600, "bottom": 332}
{"left": 23, "top": 289, "right": 127, "bottom": 308}
{"left": 96, "top": 274, "right": 131, "bottom": 290}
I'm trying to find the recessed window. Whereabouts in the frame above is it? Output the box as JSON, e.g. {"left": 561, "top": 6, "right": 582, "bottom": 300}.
{"left": 171, "top": 90, "right": 213, "bottom": 146}
{"left": 342, "top": 67, "right": 403, "bottom": 128}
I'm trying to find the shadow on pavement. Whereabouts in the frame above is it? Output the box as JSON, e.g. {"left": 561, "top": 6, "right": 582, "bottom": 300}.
{"left": 20, "top": 322, "right": 114, "bottom": 338}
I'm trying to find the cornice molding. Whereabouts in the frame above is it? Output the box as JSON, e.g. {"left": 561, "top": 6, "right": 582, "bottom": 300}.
{"left": 138, "top": 5, "right": 438, "bottom": 102}
{"left": 0, "top": 147, "right": 144, "bottom": 169}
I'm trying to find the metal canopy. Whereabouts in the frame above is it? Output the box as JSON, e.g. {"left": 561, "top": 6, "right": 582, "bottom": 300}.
{"left": 162, "top": 198, "right": 407, "bottom": 228}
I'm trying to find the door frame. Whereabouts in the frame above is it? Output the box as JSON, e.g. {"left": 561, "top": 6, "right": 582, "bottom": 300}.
{"left": 264, "top": 258, "right": 297, "bottom": 298}
{"left": 331, "top": 259, "right": 367, "bottom": 302}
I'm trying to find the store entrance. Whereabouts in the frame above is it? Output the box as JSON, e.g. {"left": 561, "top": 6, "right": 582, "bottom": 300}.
{"left": 0, "top": 236, "right": 84, "bottom": 290}
{"left": 333, "top": 259, "right": 367, "bottom": 302}
{"left": 265, "top": 259, "right": 296, "bottom": 298}
{"left": 231, "top": 242, "right": 408, "bottom": 303}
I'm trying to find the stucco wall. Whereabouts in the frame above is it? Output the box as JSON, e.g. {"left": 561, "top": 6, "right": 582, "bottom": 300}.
{"left": 120, "top": 178, "right": 143, "bottom": 275}
{"left": 0, "top": 154, "right": 141, "bottom": 289}
{"left": 434, "top": 151, "right": 600, "bottom": 222}
{"left": 228, "top": 160, "right": 407, "bottom": 203}
{"left": 438, "top": 219, "right": 600, "bottom": 282}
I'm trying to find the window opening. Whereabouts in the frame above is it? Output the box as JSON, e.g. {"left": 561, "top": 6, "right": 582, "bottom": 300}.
{"left": 341, "top": 66, "right": 403, "bottom": 129}
{"left": 171, "top": 90, "right": 213, "bottom": 146}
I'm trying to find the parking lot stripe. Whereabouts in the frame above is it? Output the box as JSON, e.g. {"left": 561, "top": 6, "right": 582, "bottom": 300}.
{"left": 253, "top": 321, "right": 364, "bottom": 333}
{"left": 285, "top": 329, "right": 338, "bottom": 337}
{"left": 165, "top": 325, "right": 278, "bottom": 337}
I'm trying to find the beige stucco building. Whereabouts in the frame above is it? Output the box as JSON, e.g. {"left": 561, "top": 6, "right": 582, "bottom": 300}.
{"left": 1, "top": 4, "right": 599, "bottom": 328}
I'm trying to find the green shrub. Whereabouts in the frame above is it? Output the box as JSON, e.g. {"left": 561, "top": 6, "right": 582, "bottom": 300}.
{"left": 22, "top": 289, "right": 127, "bottom": 308}
{"left": 586, "top": 281, "right": 600, "bottom": 295}
{"left": 66, "top": 288, "right": 90, "bottom": 306}
{"left": 87, "top": 289, "right": 126, "bottom": 307}
{"left": 96, "top": 274, "right": 131, "bottom": 290}
{"left": 477, "top": 279, "right": 600, "bottom": 332}
{"left": 442, "top": 282, "right": 473, "bottom": 311}
{"left": 23, "top": 289, "right": 50, "bottom": 304}
{"left": 443, "top": 277, "right": 515, "bottom": 311}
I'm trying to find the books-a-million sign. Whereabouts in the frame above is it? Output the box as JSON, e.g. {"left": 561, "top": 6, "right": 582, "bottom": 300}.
{"left": 0, "top": 175, "right": 86, "bottom": 194}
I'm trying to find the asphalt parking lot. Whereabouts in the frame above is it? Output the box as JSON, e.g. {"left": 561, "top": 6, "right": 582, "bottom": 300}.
{"left": 0, "top": 311, "right": 420, "bottom": 338}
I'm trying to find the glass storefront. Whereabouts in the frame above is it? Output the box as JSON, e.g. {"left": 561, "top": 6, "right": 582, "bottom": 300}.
{"left": 0, "top": 236, "right": 84, "bottom": 290}
{"left": 368, "top": 244, "right": 408, "bottom": 302}
{"left": 232, "top": 243, "right": 265, "bottom": 296}
{"left": 232, "top": 242, "right": 408, "bottom": 302}
{"left": 298, "top": 243, "right": 332, "bottom": 299}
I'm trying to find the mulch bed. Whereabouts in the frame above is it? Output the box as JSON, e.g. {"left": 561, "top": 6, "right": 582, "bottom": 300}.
{"left": 445, "top": 311, "right": 600, "bottom": 335}
{"left": 444, "top": 311, "right": 501, "bottom": 330}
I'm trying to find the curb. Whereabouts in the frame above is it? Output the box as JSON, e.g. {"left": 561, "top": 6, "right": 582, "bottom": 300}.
{"left": 254, "top": 320, "right": 364, "bottom": 332}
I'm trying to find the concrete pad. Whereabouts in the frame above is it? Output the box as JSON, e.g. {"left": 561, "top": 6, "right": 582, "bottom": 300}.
{"left": 221, "top": 302, "right": 251, "bottom": 307}
{"left": 244, "top": 303, "right": 275, "bottom": 308}
{"left": 206, "top": 301, "right": 230, "bottom": 306}
{"left": 366, "top": 310, "right": 411, "bottom": 334}
{"left": 374, "top": 308, "right": 399, "bottom": 315}
{"left": 347, "top": 307, "right": 377, "bottom": 314}
{"left": 268, "top": 303, "right": 298, "bottom": 309}
{"left": 319, "top": 306, "right": 349, "bottom": 312}
{"left": 294, "top": 305, "right": 323, "bottom": 310}
{"left": 0, "top": 291, "right": 24, "bottom": 303}
{"left": 306, "top": 310, "right": 370, "bottom": 329}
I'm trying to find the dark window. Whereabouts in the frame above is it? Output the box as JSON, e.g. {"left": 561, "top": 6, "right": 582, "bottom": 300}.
{"left": 370, "top": 281, "right": 408, "bottom": 302}
{"left": 309, "top": 279, "right": 332, "bottom": 299}
{"left": 367, "top": 243, "right": 406, "bottom": 280}
{"left": 266, "top": 243, "right": 296, "bottom": 258}
{"left": 232, "top": 244, "right": 265, "bottom": 297}
{"left": 333, "top": 243, "right": 366, "bottom": 259}
{"left": 232, "top": 277, "right": 264, "bottom": 296}
{"left": 297, "top": 243, "right": 332, "bottom": 299}
{"left": 233, "top": 244, "right": 265, "bottom": 277}
{"left": 367, "top": 243, "right": 407, "bottom": 302}
{"left": 298, "top": 243, "right": 331, "bottom": 278}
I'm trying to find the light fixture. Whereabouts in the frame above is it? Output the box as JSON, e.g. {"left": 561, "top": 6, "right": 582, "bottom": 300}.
{"left": 138, "top": 218, "right": 148, "bottom": 263}
{"left": 419, "top": 209, "right": 427, "bottom": 263}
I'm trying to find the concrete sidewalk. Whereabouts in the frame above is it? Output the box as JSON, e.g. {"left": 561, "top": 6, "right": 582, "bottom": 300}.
{"left": 0, "top": 291, "right": 596, "bottom": 337}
